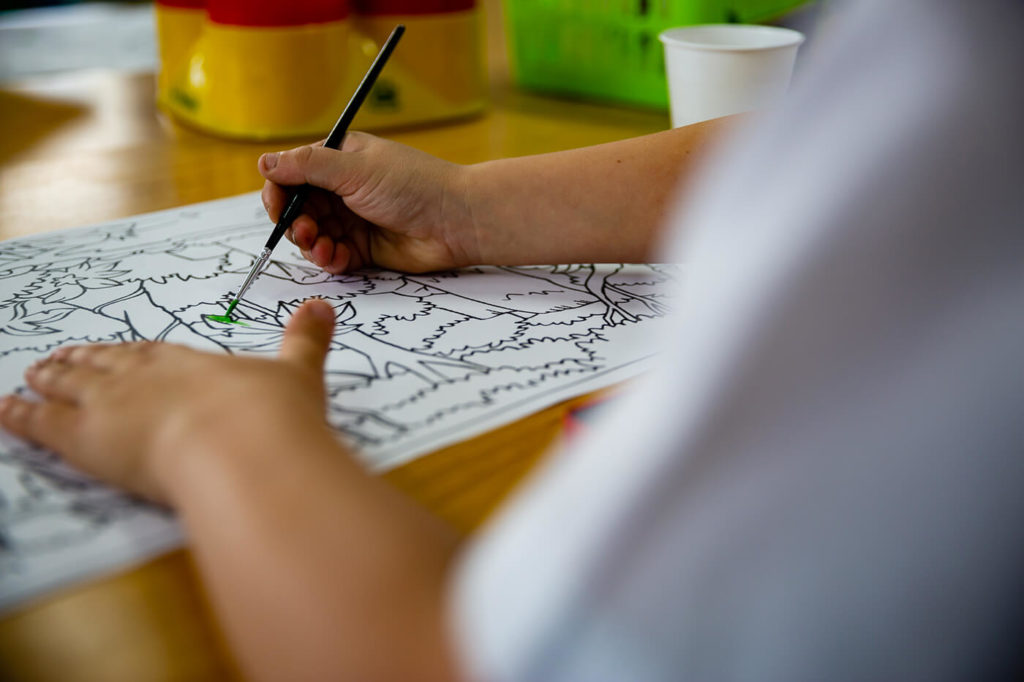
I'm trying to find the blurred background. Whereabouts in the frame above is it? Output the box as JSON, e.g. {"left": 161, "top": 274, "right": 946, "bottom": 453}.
{"left": 1, "top": 1, "right": 157, "bottom": 83}
{"left": 0, "top": 0, "right": 820, "bottom": 238}
{"left": 1, "top": 0, "right": 820, "bottom": 138}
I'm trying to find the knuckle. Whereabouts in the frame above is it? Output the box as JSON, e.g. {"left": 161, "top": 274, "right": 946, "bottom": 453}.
{"left": 36, "top": 362, "right": 66, "bottom": 390}
{"left": 83, "top": 368, "right": 116, "bottom": 393}
{"left": 293, "top": 144, "right": 315, "bottom": 169}
{"left": 342, "top": 130, "right": 372, "bottom": 152}
{"left": 93, "top": 343, "right": 145, "bottom": 372}
{"left": 5, "top": 398, "right": 31, "bottom": 427}
{"left": 68, "top": 346, "right": 96, "bottom": 363}
{"left": 123, "top": 341, "right": 161, "bottom": 362}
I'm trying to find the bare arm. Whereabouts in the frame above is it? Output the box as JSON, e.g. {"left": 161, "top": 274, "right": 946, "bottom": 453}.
{"left": 259, "top": 118, "right": 735, "bottom": 273}
{"left": 172, "top": 425, "right": 460, "bottom": 682}
{"left": 465, "top": 119, "right": 734, "bottom": 265}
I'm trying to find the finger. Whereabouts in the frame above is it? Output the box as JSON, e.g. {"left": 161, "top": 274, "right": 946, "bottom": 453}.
{"left": 49, "top": 343, "right": 115, "bottom": 363}
{"left": 310, "top": 234, "right": 335, "bottom": 268}
{"left": 0, "top": 395, "right": 79, "bottom": 455}
{"left": 323, "top": 242, "right": 352, "bottom": 275}
{"left": 25, "top": 359, "right": 105, "bottom": 404}
{"left": 259, "top": 145, "right": 364, "bottom": 195}
{"left": 278, "top": 299, "right": 335, "bottom": 372}
{"left": 289, "top": 214, "right": 320, "bottom": 251}
{"left": 261, "top": 180, "right": 287, "bottom": 222}
{"left": 62, "top": 342, "right": 157, "bottom": 372}
{"left": 315, "top": 214, "right": 371, "bottom": 272}
{"left": 57, "top": 343, "right": 120, "bottom": 368}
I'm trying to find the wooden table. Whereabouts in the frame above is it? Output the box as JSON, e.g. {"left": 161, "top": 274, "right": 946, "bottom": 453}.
{"left": 0, "top": 4, "right": 668, "bottom": 680}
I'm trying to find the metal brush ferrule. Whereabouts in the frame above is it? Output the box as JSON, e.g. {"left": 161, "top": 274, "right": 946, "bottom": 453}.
{"left": 234, "top": 247, "right": 272, "bottom": 305}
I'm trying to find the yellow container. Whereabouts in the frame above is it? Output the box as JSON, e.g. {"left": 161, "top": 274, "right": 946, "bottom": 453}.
{"left": 154, "top": 1, "right": 486, "bottom": 140}
{"left": 154, "top": 2, "right": 205, "bottom": 100}
{"left": 160, "top": 21, "right": 354, "bottom": 140}
{"left": 351, "top": 8, "right": 487, "bottom": 130}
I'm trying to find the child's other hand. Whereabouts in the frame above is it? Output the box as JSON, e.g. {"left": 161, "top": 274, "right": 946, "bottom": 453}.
{"left": 0, "top": 300, "right": 338, "bottom": 506}
{"left": 259, "top": 132, "right": 479, "bottom": 275}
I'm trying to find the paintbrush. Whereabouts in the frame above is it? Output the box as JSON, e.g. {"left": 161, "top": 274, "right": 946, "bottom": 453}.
{"left": 222, "top": 24, "right": 405, "bottom": 320}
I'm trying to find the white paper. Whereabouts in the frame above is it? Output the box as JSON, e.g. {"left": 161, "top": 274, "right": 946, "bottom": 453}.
{"left": 0, "top": 192, "right": 676, "bottom": 612}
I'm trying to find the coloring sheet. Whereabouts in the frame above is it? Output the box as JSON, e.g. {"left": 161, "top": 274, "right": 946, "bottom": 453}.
{"left": 0, "top": 192, "right": 677, "bottom": 612}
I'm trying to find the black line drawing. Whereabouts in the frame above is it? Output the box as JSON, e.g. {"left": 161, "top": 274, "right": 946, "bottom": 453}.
{"left": 0, "top": 193, "right": 676, "bottom": 611}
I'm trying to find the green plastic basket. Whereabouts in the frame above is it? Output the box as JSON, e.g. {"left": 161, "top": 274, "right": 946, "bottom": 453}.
{"left": 505, "top": 0, "right": 809, "bottom": 109}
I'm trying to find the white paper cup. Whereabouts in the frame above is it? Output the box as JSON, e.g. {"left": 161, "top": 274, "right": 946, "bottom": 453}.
{"left": 659, "top": 24, "right": 804, "bottom": 127}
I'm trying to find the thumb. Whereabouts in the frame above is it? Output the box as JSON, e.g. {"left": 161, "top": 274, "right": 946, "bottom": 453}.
{"left": 260, "top": 144, "right": 363, "bottom": 194}
{"left": 279, "top": 299, "right": 335, "bottom": 372}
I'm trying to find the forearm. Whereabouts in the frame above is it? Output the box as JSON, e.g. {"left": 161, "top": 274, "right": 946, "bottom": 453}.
{"left": 464, "top": 117, "right": 735, "bottom": 265}
{"left": 164, "top": 426, "right": 461, "bottom": 682}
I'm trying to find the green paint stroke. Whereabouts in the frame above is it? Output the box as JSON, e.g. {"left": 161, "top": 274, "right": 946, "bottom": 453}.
{"left": 206, "top": 313, "right": 250, "bottom": 327}
{"left": 205, "top": 298, "right": 249, "bottom": 325}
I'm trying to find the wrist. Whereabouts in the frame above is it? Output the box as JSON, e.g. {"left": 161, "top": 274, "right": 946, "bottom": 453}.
{"left": 442, "top": 163, "right": 488, "bottom": 267}
{"left": 151, "top": 411, "right": 339, "bottom": 509}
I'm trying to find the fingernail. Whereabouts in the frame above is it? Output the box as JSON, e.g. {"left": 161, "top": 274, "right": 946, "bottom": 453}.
{"left": 309, "top": 299, "right": 335, "bottom": 323}
{"left": 262, "top": 152, "right": 279, "bottom": 171}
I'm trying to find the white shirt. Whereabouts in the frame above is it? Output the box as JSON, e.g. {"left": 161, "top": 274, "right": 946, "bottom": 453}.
{"left": 452, "top": 1, "right": 1024, "bottom": 680}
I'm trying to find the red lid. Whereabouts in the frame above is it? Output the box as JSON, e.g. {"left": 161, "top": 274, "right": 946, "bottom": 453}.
{"left": 208, "top": 0, "right": 350, "bottom": 26}
{"left": 155, "top": 0, "right": 206, "bottom": 8}
{"left": 353, "top": 0, "right": 474, "bottom": 15}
